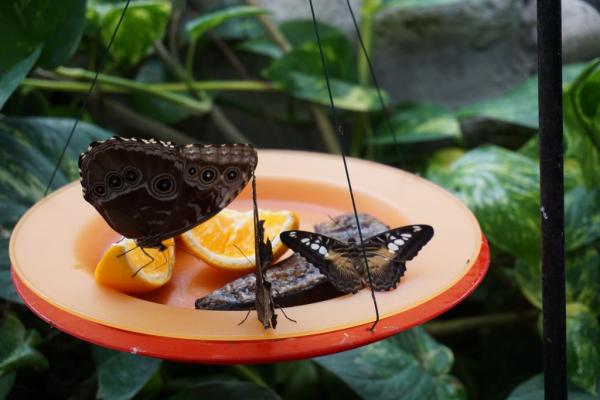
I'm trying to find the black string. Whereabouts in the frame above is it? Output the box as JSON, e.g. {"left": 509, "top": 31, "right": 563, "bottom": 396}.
{"left": 44, "top": 0, "right": 132, "bottom": 197}
{"left": 344, "top": 0, "right": 405, "bottom": 169}
{"left": 308, "top": 0, "right": 380, "bottom": 331}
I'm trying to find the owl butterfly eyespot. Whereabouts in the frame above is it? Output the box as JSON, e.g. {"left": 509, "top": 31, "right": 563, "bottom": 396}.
{"left": 79, "top": 136, "right": 257, "bottom": 250}
{"left": 280, "top": 225, "right": 434, "bottom": 294}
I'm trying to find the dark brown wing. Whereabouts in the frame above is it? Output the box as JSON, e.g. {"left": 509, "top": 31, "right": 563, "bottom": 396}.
{"left": 360, "top": 225, "right": 434, "bottom": 291}
{"left": 280, "top": 231, "right": 362, "bottom": 294}
{"left": 79, "top": 137, "right": 257, "bottom": 248}
{"left": 79, "top": 137, "right": 184, "bottom": 244}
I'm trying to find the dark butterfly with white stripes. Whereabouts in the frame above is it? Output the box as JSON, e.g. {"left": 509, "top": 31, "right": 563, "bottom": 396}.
{"left": 279, "top": 225, "right": 434, "bottom": 294}
{"left": 79, "top": 136, "right": 257, "bottom": 251}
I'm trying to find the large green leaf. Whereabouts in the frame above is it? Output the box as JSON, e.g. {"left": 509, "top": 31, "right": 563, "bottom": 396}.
{"left": 89, "top": 0, "right": 172, "bottom": 68}
{"left": 169, "top": 381, "right": 278, "bottom": 400}
{"left": 134, "top": 59, "right": 191, "bottom": 124}
{"left": 374, "top": 0, "right": 482, "bottom": 12}
{"left": 565, "top": 186, "right": 600, "bottom": 251}
{"left": 0, "top": 313, "right": 48, "bottom": 378}
{"left": 315, "top": 326, "right": 466, "bottom": 400}
{"left": 0, "top": 372, "right": 16, "bottom": 400}
{"left": 38, "top": 0, "right": 87, "bottom": 69}
{"left": 515, "top": 247, "right": 600, "bottom": 313}
{"left": 94, "top": 346, "right": 162, "bottom": 400}
{"left": 0, "top": 118, "right": 111, "bottom": 302}
{"left": 564, "top": 303, "right": 600, "bottom": 395}
{"left": 507, "top": 373, "right": 597, "bottom": 400}
{"left": 185, "top": 6, "right": 267, "bottom": 42}
{"left": 369, "top": 103, "right": 462, "bottom": 145}
{"left": 239, "top": 20, "right": 344, "bottom": 59}
{"left": 427, "top": 146, "right": 541, "bottom": 266}
{"left": 0, "top": 44, "right": 42, "bottom": 111}
{"left": 261, "top": 24, "right": 387, "bottom": 112}
{"left": 0, "top": 0, "right": 76, "bottom": 71}
{"left": 564, "top": 59, "right": 600, "bottom": 187}
{"left": 457, "top": 63, "right": 589, "bottom": 129}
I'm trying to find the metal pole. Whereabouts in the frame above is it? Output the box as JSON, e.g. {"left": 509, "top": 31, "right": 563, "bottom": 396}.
{"left": 537, "top": 0, "right": 567, "bottom": 399}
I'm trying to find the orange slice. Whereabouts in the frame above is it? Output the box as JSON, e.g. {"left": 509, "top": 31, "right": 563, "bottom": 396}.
{"left": 95, "top": 238, "right": 175, "bottom": 293}
{"left": 180, "top": 209, "right": 299, "bottom": 273}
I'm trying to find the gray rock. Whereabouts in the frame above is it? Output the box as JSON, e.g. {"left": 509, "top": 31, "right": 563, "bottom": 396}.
{"left": 255, "top": 0, "right": 600, "bottom": 109}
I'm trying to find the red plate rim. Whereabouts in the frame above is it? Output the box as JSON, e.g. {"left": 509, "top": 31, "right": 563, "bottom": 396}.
{"left": 11, "top": 234, "right": 489, "bottom": 364}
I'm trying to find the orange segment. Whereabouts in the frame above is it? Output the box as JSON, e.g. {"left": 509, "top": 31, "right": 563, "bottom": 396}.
{"left": 180, "top": 209, "right": 299, "bottom": 273}
{"left": 95, "top": 238, "right": 175, "bottom": 293}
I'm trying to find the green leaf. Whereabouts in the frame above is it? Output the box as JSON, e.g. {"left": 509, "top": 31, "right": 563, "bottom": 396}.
{"left": 260, "top": 25, "right": 387, "bottom": 111}
{"left": 427, "top": 146, "right": 541, "bottom": 266}
{"left": 507, "top": 373, "right": 597, "bottom": 400}
{"left": 516, "top": 247, "right": 600, "bottom": 312}
{"left": 0, "top": 237, "right": 21, "bottom": 303}
{"left": 169, "top": 381, "right": 278, "bottom": 400}
{"left": 273, "top": 72, "right": 387, "bottom": 112}
{"left": 457, "top": 63, "right": 590, "bottom": 128}
{"left": 0, "top": 313, "right": 48, "bottom": 377}
{"left": 275, "top": 361, "right": 320, "bottom": 400}
{"left": 565, "top": 186, "right": 600, "bottom": 251}
{"left": 185, "top": 6, "right": 267, "bottom": 42}
{"left": 0, "top": 0, "right": 72, "bottom": 71}
{"left": 0, "top": 44, "right": 42, "bottom": 111}
{"left": 239, "top": 20, "right": 344, "bottom": 59}
{"left": 565, "top": 303, "right": 600, "bottom": 395}
{"left": 374, "top": 0, "right": 481, "bottom": 12}
{"left": 95, "top": 347, "right": 162, "bottom": 400}
{"left": 369, "top": 103, "right": 462, "bottom": 145}
{"left": 0, "top": 371, "right": 16, "bottom": 400}
{"left": 564, "top": 59, "right": 600, "bottom": 187}
{"left": 38, "top": 0, "right": 87, "bottom": 69}
{"left": 95, "top": 1, "right": 172, "bottom": 68}
{"left": 315, "top": 326, "right": 465, "bottom": 400}
{"left": 134, "top": 59, "right": 191, "bottom": 124}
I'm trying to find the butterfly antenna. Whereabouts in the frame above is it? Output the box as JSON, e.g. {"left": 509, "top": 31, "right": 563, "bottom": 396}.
{"left": 44, "top": 0, "right": 131, "bottom": 197}
{"left": 308, "top": 0, "right": 380, "bottom": 331}
{"left": 327, "top": 215, "right": 353, "bottom": 242}
{"left": 166, "top": 244, "right": 202, "bottom": 263}
{"left": 233, "top": 244, "right": 254, "bottom": 266}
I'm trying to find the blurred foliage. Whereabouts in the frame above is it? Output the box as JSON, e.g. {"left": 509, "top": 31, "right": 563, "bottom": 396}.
{"left": 0, "top": 0, "right": 599, "bottom": 399}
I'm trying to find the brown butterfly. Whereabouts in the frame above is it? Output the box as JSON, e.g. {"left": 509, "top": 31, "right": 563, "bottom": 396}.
{"left": 280, "top": 225, "right": 434, "bottom": 294}
{"left": 251, "top": 172, "right": 277, "bottom": 330}
{"left": 78, "top": 137, "right": 257, "bottom": 251}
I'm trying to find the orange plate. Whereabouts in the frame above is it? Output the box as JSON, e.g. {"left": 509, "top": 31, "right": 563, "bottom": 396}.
{"left": 10, "top": 150, "right": 489, "bottom": 358}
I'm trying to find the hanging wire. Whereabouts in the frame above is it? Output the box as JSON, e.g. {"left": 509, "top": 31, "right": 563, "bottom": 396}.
{"left": 44, "top": 0, "right": 132, "bottom": 197}
{"left": 308, "top": 0, "right": 380, "bottom": 331}
{"left": 344, "top": 0, "right": 405, "bottom": 169}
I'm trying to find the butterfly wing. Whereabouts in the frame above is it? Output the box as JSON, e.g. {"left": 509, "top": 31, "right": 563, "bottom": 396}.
{"left": 169, "top": 143, "right": 257, "bottom": 238}
{"left": 79, "top": 137, "right": 257, "bottom": 247}
{"left": 79, "top": 137, "right": 185, "bottom": 244}
{"left": 361, "top": 225, "right": 434, "bottom": 291}
{"left": 280, "top": 231, "right": 362, "bottom": 294}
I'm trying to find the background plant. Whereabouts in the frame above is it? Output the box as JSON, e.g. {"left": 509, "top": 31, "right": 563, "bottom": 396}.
{"left": 1, "top": 0, "right": 599, "bottom": 399}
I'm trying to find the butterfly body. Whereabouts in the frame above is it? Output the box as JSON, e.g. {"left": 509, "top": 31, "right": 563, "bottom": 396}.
{"left": 79, "top": 137, "right": 257, "bottom": 249}
{"left": 280, "top": 225, "right": 434, "bottom": 294}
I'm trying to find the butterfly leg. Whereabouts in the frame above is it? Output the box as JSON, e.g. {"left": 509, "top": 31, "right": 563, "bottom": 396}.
{"left": 238, "top": 309, "right": 252, "bottom": 326}
{"left": 131, "top": 248, "right": 155, "bottom": 277}
{"left": 116, "top": 236, "right": 125, "bottom": 244}
{"left": 272, "top": 289, "right": 297, "bottom": 323}
{"left": 150, "top": 250, "right": 169, "bottom": 273}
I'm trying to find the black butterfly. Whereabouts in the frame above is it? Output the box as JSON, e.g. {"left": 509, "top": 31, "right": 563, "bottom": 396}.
{"left": 78, "top": 137, "right": 257, "bottom": 251}
{"left": 280, "top": 225, "right": 434, "bottom": 294}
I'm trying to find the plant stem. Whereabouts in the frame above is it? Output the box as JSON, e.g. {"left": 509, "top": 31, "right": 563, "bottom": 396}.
{"left": 20, "top": 78, "right": 280, "bottom": 93}
{"left": 244, "top": 0, "right": 339, "bottom": 154}
{"left": 423, "top": 309, "right": 540, "bottom": 336}
{"left": 351, "top": 0, "right": 377, "bottom": 158}
{"left": 54, "top": 67, "right": 212, "bottom": 115}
